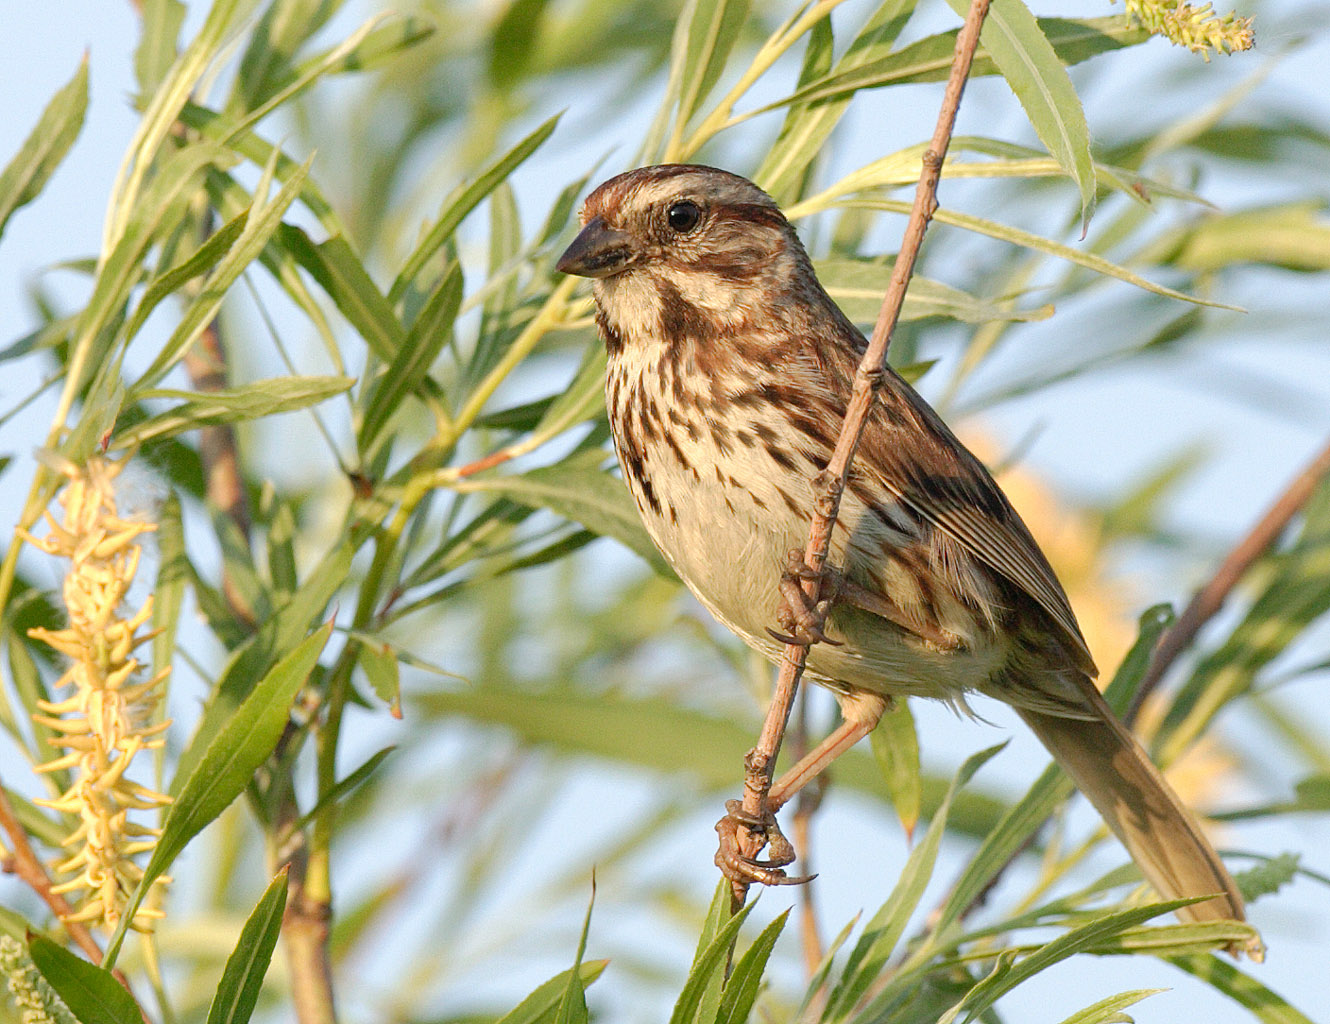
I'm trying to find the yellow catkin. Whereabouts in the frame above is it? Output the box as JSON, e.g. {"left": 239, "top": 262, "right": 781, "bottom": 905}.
{"left": 1120, "top": 0, "right": 1254, "bottom": 59}
{"left": 21, "top": 456, "right": 172, "bottom": 933}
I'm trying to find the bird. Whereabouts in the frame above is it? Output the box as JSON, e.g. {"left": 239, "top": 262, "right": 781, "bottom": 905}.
{"left": 556, "top": 163, "right": 1256, "bottom": 954}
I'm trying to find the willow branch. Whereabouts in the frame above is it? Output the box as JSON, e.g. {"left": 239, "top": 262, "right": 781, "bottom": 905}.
{"left": 731, "top": 0, "right": 993, "bottom": 906}
{"left": 1126, "top": 434, "right": 1330, "bottom": 725}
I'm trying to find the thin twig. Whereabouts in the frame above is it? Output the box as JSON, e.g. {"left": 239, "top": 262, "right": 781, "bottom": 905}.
{"left": 0, "top": 781, "right": 147, "bottom": 1016}
{"left": 1126, "top": 434, "right": 1330, "bottom": 725}
{"left": 730, "top": 0, "right": 993, "bottom": 908}
{"left": 0, "top": 784, "right": 102, "bottom": 962}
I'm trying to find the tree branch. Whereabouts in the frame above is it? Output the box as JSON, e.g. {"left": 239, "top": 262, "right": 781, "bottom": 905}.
{"left": 1126, "top": 434, "right": 1330, "bottom": 725}
{"left": 730, "top": 0, "right": 993, "bottom": 908}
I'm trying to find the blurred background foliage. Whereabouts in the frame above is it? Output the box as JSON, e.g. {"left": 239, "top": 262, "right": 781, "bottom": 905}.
{"left": 0, "top": 0, "right": 1328, "bottom": 1021}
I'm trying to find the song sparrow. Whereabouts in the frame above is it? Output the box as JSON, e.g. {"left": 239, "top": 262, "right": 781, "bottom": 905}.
{"left": 557, "top": 164, "right": 1254, "bottom": 950}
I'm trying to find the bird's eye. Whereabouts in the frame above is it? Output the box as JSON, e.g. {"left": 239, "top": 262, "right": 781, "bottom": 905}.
{"left": 667, "top": 200, "right": 702, "bottom": 234}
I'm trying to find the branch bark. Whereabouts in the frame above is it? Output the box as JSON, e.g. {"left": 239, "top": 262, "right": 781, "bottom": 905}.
{"left": 1126, "top": 434, "right": 1330, "bottom": 725}
{"left": 730, "top": 0, "right": 993, "bottom": 908}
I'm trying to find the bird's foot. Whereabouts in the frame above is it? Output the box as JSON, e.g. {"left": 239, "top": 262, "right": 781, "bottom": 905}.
{"left": 768, "top": 550, "right": 843, "bottom": 647}
{"left": 714, "top": 799, "right": 815, "bottom": 887}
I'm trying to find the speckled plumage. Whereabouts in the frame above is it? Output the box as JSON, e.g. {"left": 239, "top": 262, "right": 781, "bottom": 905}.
{"left": 558, "top": 164, "right": 1253, "bottom": 948}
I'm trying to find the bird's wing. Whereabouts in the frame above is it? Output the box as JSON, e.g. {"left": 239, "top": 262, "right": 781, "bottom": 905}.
{"left": 852, "top": 365, "right": 1097, "bottom": 676}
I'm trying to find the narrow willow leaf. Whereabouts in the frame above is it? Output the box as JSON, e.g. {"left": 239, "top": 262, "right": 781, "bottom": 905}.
{"left": 171, "top": 541, "right": 353, "bottom": 792}
{"left": 490, "top": 0, "right": 552, "bottom": 88}
{"left": 938, "top": 899, "right": 1199, "bottom": 1024}
{"left": 836, "top": 198, "right": 1242, "bottom": 310}
{"left": 179, "top": 102, "right": 342, "bottom": 231}
{"left": 414, "top": 684, "right": 1010, "bottom": 837}
{"left": 205, "top": 869, "right": 289, "bottom": 1024}
{"left": 718, "top": 909, "right": 790, "bottom": 1024}
{"left": 131, "top": 154, "right": 314, "bottom": 392}
{"left": 685, "top": 882, "right": 734, "bottom": 1024}
{"left": 151, "top": 493, "right": 186, "bottom": 709}
{"left": 870, "top": 699, "right": 921, "bottom": 837}
{"left": 530, "top": 341, "right": 607, "bottom": 441}
{"left": 106, "top": 623, "right": 333, "bottom": 965}
{"left": 825, "top": 744, "right": 1005, "bottom": 1021}
{"left": 1148, "top": 202, "right": 1330, "bottom": 273}
{"left": 391, "top": 114, "right": 560, "bottom": 305}
{"left": 290, "top": 747, "right": 397, "bottom": 835}
{"left": 360, "top": 260, "right": 462, "bottom": 454}
{"left": 759, "top": 0, "right": 919, "bottom": 201}
{"left": 669, "top": 900, "right": 757, "bottom": 1024}
{"left": 1055, "top": 988, "right": 1166, "bottom": 1024}
{"left": 449, "top": 449, "right": 673, "bottom": 576}
{"left": 758, "top": 17, "right": 1144, "bottom": 110}
{"left": 1088, "top": 919, "right": 1263, "bottom": 956}
{"left": 124, "top": 208, "right": 250, "bottom": 342}
{"left": 554, "top": 880, "right": 595, "bottom": 1024}
{"left": 28, "top": 936, "right": 139, "bottom": 1024}
{"left": 134, "top": 0, "right": 186, "bottom": 100}
{"left": 294, "top": 14, "right": 434, "bottom": 78}
{"left": 0, "top": 56, "right": 88, "bottom": 243}
{"left": 279, "top": 225, "right": 402, "bottom": 360}
{"left": 944, "top": 0, "right": 1095, "bottom": 219}
{"left": 114, "top": 375, "right": 353, "bottom": 448}
{"left": 494, "top": 961, "right": 610, "bottom": 1024}
{"left": 105, "top": 0, "right": 248, "bottom": 252}
{"left": 674, "top": 0, "right": 751, "bottom": 127}
{"left": 359, "top": 640, "right": 402, "bottom": 713}
{"left": 1166, "top": 955, "right": 1315, "bottom": 1024}
{"left": 817, "top": 259, "right": 1051, "bottom": 325}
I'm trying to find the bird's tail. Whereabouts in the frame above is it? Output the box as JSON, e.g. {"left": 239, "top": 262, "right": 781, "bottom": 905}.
{"left": 1015, "top": 675, "right": 1262, "bottom": 960}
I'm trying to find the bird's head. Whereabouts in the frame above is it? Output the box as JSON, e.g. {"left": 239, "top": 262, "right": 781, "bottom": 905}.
{"left": 557, "top": 165, "right": 814, "bottom": 348}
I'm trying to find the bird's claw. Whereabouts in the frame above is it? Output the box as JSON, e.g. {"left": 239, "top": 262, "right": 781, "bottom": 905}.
{"left": 773, "top": 550, "right": 842, "bottom": 646}
{"left": 714, "top": 799, "right": 816, "bottom": 888}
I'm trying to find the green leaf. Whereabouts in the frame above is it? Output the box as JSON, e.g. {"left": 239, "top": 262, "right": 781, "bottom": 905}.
{"left": 817, "top": 258, "right": 1051, "bottom": 325}
{"left": 1166, "top": 954, "right": 1315, "bottom": 1024}
{"left": 28, "top": 936, "right": 139, "bottom": 1024}
{"left": 124, "top": 207, "right": 249, "bottom": 342}
{"left": 674, "top": 0, "right": 751, "bottom": 127}
{"left": 835, "top": 198, "right": 1241, "bottom": 310}
{"left": 134, "top": 0, "right": 186, "bottom": 100}
{"left": 939, "top": 899, "right": 1202, "bottom": 1024}
{"left": 173, "top": 541, "right": 352, "bottom": 791}
{"left": 290, "top": 746, "right": 397, "bottom": 835}
{"left": 760, "top": 17, "right": 1144, "bottom": 110}
{"left": 718, "top": 909, "right": 789, "bottom": 1024}
{"left": 106, "top": 623, "right": 333, "bottom": 965}
{"left": 495, "top": 961, "right": 610, "bottom": 1024}
{"left": 131, "top": 152, "right": 314, "bottom": 392}
{"left": 359, "top": 641, "right": 402, "bottom": 714}
{"left": 554, "top": 881, "right": 595, "bottom": 1024}
{"left": 115, "top": 375, "right": 352, "bottom": 448}
{"left": 449, "top": 449, "right": 674, "bottom": 577}
{"left": 1055, "top": 989, "right": 1166, "bottom": 1024}
{"left": 945, "top": 0, "right": 1095, "bottom": 219}
{"left": 360, "top": 260, "right": 462, "bottom": 455}
{"left": 870, "top": 699, "right": 921, "bottom": 837}
{"left": 0, "top": 56, "right": 88, "bottom": 243}
{"left": 279, "top": 225, "right": 403, "bottom": 361}
{"left": 1233, "top": 852, "right": 1301, "bottom": 902}
{"left": 205, "top": 868, "right": 290, "bottom": 1024}
{"left": 490, "top": 0, "right": 552, "bottom": 88}
{"left": 825, "top": 744, "right": 1005, "bottom": 1020}
{"left": 390, "top": 114, "right": 560, "bottom": 306}
{"left": 758, "top": 0, "right": 918, "bottom": 202}
{"left": 669, "top": 899, "right": 756, "bottom": 1024}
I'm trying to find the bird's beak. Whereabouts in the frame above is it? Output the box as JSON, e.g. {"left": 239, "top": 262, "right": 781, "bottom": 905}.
{"left": 557, "top": 216, "right": 636, "bottom": 279}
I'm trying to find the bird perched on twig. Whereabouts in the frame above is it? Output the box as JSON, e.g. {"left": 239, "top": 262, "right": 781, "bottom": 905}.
{"left": 557, "top": 163, "right": 1258, "bottom": 957}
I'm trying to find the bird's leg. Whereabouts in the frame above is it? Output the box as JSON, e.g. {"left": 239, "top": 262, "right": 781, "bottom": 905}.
{"left": 769, "top": 693, "right": 888, "bottom": 811}
{"left": 714, "top": 693, "right": 888, "bottom": 888}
